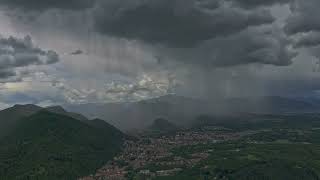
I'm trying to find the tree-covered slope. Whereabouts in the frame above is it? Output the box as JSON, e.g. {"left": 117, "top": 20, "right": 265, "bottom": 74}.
{"left": 0, "top": 111, "right": 125, "bottom": 180}
{"left": 0, "top": 104, "right": 42, "bottom": 138}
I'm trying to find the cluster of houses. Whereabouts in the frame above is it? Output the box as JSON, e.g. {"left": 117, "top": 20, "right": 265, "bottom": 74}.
{"left": 79, "top": 128, "right": 242, "bottom": 180}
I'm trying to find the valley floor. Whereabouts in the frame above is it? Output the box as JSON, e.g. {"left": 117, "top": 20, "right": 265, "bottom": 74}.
{"left": 80, "top": 127, "right": 320, "bottom": 180}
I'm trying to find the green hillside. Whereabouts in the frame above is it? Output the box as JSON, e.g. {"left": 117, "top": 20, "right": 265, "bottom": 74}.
{"left": 0, "top": 104, "right": 42, "bottom": 138}
{"left": 0, "top": 105, "right": 90, "bottom": 139}
{"left": 0, "top": 110, "right": 125, "bottom": 180}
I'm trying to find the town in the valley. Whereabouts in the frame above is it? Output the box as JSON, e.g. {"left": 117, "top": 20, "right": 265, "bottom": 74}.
{"left": 79, "top": 128, "right": 249, "bottom": 180}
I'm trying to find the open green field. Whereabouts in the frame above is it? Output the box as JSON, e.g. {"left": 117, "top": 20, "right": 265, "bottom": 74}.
{"left": 156, "top": 141, "right": 320, "bottom": 180}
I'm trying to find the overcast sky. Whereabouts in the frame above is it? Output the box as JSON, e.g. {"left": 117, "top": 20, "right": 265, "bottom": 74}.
{"left": 0, "top": 0, "right": 320, "bottom": 109}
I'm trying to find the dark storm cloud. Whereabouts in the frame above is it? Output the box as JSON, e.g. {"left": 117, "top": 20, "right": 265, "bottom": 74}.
{"left": 230, "top": 0, "right": 292, "bottom": 9}
{"left": 294, "top": 32, "right": 320, "bottom": 48}
{"left": 285, "top": 0, "right": 320, "bottom": 35}
{"left": 0, "top": 0, "right": 95, "bottom": 11}
{"left": 210, "top": 28, "right": 296, "bottom": 66}
{"left": 167, "top": 27, "right": 297, "bottom": 67}
{"left": 285, "top": 0, "right": 320, "bottom": 50}
{"left": 0, "top": 69, "right": 16, "bottom": 79}
{"left": 0, "top": 35, "right": 60, "bottom": 79}
{"left": 70, "top": 50, "right": 84, "bottom": 55}
{"left": 0, "top": 0, "right": 297, "bottom": 73}
{"left": 94, "top": 0, "right": 275, "bottom": 47}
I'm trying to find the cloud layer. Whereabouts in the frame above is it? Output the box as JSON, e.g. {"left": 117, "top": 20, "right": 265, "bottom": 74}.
{"left": 0, "top": 0, "right": 95, "bottom": 11}
{"left": 0, "top": 0, "right": 319, "bottom": 106}
{"left": 230, "top": 0, "right": 292, "bottom": 9}
{"left": 285, "top": 0, "right": 320, "bottom": 48}
{"left": 94, "top": 0, "right": 274, "bottom": 47}
{"left": 166, "top": 27, "right": 297, "bottom": 67}
{"left": 0, "top": 35, "right": 59, "bottom": 80}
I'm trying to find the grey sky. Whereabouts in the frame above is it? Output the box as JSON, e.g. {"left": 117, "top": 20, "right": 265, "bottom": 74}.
{"left": 0, "top": 0, "right": 319, "bottom": 108}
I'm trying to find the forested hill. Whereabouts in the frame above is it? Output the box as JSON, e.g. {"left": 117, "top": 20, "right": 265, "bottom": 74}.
{"left": 0, "top": 106, "right": 125, "bottom": 179}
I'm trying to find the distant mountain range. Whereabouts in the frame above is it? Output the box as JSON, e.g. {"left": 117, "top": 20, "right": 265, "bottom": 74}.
{"left": 225, "top": 96, "right": 320, "bottom": 114}
{"left": 149, "top": 118, "right": 179, "bottom": 133}
{"left": 64, "top": 95, "right": 320, "bottom": 131}
{"left": 0, "top": 105, "right": 125, "bottom": 179}
{"left": 64, "top": 95, "right": 213, "bottom": 131}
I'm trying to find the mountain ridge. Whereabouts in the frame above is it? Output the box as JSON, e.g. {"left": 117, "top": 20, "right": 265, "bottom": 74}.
{"left": 64, "top": 95, "right": 320, "bottom": 130}
{"left": 0, "top": 108, "right": 125, "bottom": 179}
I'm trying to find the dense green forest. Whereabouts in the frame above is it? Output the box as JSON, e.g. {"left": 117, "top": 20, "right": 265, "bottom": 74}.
{"left": 0, "top": 110, "right": 125, "bottom": 180}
